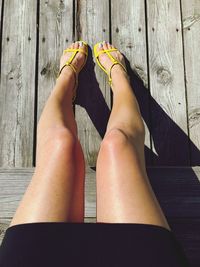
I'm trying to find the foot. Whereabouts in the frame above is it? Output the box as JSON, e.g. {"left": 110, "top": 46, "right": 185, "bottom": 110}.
{"left": 59, "top": 41, "right": 87, "bottom": 79}
{"left": 96, "top": 41, "right": 129, "bottom": 86}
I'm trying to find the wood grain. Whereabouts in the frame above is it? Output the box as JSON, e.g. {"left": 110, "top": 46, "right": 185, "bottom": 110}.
{"left": 146, "top": 0, "right": 189, "bottom": 165}
{"left": 181, "top": 0, "right": 200, "bottom": 165}
{"left": 0, "top": 0, "right": 3, "bottom": 39}
{"left": 1, "top": 166, "right": 200, "bottom": 266}
{"left": 37, "top": 0, "right": 73, "bottom": 122}
{"left": 111, "top": 0, "right": 151, "bottom": 165}
{"left": 0, "top": 0, "right": 36, "bottom": 167}
{"left": 0, "top": 1, "right": 200, "bottom": 266}
{"left": 75, "top": 0, "right": 110, "bottom": 167}
{"left": 0, "top": 167, "right": 200, "bottom": 218}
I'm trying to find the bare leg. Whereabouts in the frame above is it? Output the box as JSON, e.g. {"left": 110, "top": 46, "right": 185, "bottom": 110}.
{"left": 96, "top": 41, "right": 170, "bottom": 230}
{"left": 9, "top": 41, "right": 86, "bottom": 227}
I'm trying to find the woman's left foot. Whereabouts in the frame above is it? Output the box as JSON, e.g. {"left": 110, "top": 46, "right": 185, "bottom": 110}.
{"left": 59, "top": 41, "right": 87, "bottom": 78}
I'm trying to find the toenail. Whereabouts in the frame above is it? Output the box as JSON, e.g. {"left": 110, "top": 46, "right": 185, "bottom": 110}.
{"left": 99, "top": 43, "right": 103, "bottom": 48}
{"left": 79, "top": 41, "right": 83, "bottom": 46}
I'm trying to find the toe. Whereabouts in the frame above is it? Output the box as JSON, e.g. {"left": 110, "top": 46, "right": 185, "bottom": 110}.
{"left": 78, "top": 41, "right": 82, "bottom": 48}
{"left": 96, "top": 42, "right": 103, "bottom": 52}
{"left": 102, "top": 41, "right": 108, "bottom": 50}
{"left": 79, "top": 41, "right": 86, "bottom": 51}
{"left": 74, "top": 41, "right": 79, "bottom": 49}
{"left": 117, "top": 50, "right": 122, "bottom": 56}
{"left": 107, "top": 42, "right": 112, "bottom": 49}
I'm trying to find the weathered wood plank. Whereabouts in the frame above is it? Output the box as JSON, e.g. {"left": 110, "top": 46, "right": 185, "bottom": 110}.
{"left": 0, "top": 219, "right": 10, "bottom": 245}
{"left": 0, "top": 0, "right": 36, "bottom": 167}
{"left": 0, "top": 167, "right": 200, "bottom": 218}
{"left": 0, "top": 167, "right": 96, "bottom": 218}
{"left": 111, "top": 0, "right": 151, "bottom": 164}
{"left": 37, "top": 0, "right": 73, "bottom": 123}
{"left": 181, "top": 0, "right": 200, "bottom": 166}
{"left": 75, "top": 0, "right": 110, "bottom": 167}
{"left": 146, "top": 0, "right": 189, "bottom": 165}
{"left": 0, "top": 0, "right": 3, "bottom": 38}
{"left": 0, "top": 167, "right": 199, "bottom": 265}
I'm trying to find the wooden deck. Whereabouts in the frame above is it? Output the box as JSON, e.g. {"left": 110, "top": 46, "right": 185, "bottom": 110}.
{"left": 0, "top": 0, "right": 200, "bottom": 266}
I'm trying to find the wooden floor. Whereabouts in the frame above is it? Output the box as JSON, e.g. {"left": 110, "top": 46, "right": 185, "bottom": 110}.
{"left": 0, "top": 0, "right": 200, "bottom": 266}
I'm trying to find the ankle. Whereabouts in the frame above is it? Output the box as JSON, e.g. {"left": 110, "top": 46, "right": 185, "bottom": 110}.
{"left": 111, "top": 65, "right": 130, "bottom": 87}
{"left": 57, "top": 67, "right": 76, "bottom": 86}
{"left": 59, "top": 65, "right": 76, "bottom": 78}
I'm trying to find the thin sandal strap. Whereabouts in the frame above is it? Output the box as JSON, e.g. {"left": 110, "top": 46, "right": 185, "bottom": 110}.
{"left": 108, "top": 62, "right": 127, "bottom": 87}
{"left": 106, "top": 51, "right": 118, "bottom": 64}
{"left": 58, "top": 62, "right": 77, "bottom": 77}
{"left": 72, "top": 74, "right": 78, "bottom": 103}
{"left": 108, "top": 63, "right": 119, "bottom": 85}
{"left": 57, "top": 62, "right": 78, "bottom": 103}
{"left": 63, "top": 48, "right": 88, "bottom": 56}
{"left": 95, "top": 48, "right": 117, "bottom": 58}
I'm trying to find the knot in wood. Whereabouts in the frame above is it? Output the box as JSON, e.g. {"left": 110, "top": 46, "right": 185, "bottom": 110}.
{"left": 59, "top": 0, "right": 65, "bottom": 10}
{"left": 126, "top": 43, "right": 133, "bottom": 49}
{"left": 189, "top": 109, "right": 200, "bottom": 128}
{"left": 156, "top": 67, "right": 172, "bottom": 85}
{"left": 41, "top": 67, "right": 47, "bottom": 76}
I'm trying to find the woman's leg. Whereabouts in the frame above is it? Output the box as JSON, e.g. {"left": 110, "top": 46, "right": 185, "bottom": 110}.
{"left": 9, "top": 41, "right": 86, "bottom": 227}
{"left": 96, "top": 41, "right": 170, "bottom": 230}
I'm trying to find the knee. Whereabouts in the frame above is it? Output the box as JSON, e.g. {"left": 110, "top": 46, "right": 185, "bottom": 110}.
{"left": 100, "top": 127, "right": 144, "bottom": 153}
{"left": 100, "top": 128, "right": 132, "bottom": 152}
{"left": 39, "top": 126, "right": 77, "bottom": 153}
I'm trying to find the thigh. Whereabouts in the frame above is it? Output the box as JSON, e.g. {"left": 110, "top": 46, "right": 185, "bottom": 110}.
{"left": 96, "top": 129, "right": 170, "bottom": 230}
{"left": 9, "top": 127, "right": 85, "bottom": 227}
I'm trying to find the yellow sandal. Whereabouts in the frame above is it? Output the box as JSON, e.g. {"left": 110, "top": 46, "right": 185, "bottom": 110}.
{"left": 57, "top": 40, "right": 88, "bottom": 102}
{"left": 93, "top": 42, "right": 127, "bottom": 87}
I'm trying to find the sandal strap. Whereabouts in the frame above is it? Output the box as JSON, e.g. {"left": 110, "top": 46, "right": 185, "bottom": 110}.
{"left": 58, "top": 46, "right": 88, "bottom": 77}
{"left": 58, "top": 62, "right": 77, "bottom": 77}
{"left": 57, "top": 62, "right": 78, "bottom": 103}
{"left": 72, "top": 74, "right": 78, "bottom": 103}
{"left": 108, "top": 62, "right": 119, "bottom": 84}
{"left": 57, "top": 41, "right": 88, "bottom": 103}
{"left": 95, "top": 48, "right": 118, "bottom": 58}
{"left": 95, "top": 48, "right": 118, "bottom": 76}
{"left": 94, "top": 44, "right": 127, "bottom": 87}
{"left": 108, "top": 62, "right": 127, "bottom": 86}
{"left": 63, "top": 49, "right": 88, "bottom": 67}
{"left": 63, "top": 48, "right": 88, "bottom": 56}
{"left": 62, "top": 50, "right": 78, "bottom": 71}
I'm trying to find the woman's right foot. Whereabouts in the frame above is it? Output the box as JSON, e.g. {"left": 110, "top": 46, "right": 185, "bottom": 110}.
{"left": 96, "top": 41, "right": 129, "bottom": 87}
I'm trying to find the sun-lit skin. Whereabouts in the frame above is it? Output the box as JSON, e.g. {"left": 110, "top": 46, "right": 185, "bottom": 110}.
{"left": 9, "top": 41, "right": 170, "bottom": 231}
